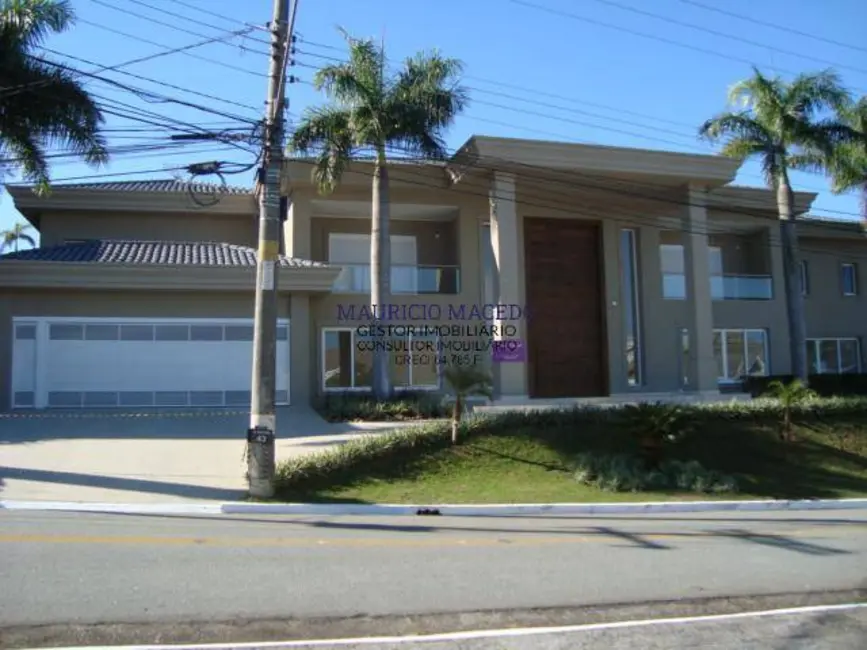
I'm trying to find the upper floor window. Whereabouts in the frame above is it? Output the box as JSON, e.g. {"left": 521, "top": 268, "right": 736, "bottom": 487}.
{"left": 842, "top": 263, "right": 858, "bottom": 296}
{"left": 800, "top": 260, "right": 809, "bottom": 296}
{"left": 660, "top": 243, "right": 685, "bottom": 300}
{"left": 328, "top": 233, "right": 418, "bottom": 294}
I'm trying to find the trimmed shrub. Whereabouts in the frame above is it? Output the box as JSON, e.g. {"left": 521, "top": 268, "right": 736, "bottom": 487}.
{"left": 745, "top": 374, "right": 867, "bottom": 398}
{"left": 573, "top": 452, "right": 739, "bottom": 494}
{"left": 316, "top": 391, "right": 448, "bottom": 422}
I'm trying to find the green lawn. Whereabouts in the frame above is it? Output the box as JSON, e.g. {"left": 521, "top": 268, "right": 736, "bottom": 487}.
{"left": 276, "top": 404, "right": 867, "bottom": 504}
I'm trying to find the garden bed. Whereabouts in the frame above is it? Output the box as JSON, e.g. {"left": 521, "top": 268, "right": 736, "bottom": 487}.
{"left": 276, "top": 397, "right": 867, "bottom": 503}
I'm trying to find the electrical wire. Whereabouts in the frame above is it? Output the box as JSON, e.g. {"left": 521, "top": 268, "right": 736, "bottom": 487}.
{"left": 1, "top": 26, "right": 257, "bottom": 99}
{"left": 292, "top": 47, "right": 838, "bottom": 196}
{"left": 585, "top": 0, "right": 867, "bottom": 77}
{"left": 677, "top": 0, "right": 867, "bottom": 56}
{"left": 74, "top": 16, "right": 266, "bottom": 79}
{"left": 506, "top": 0, "right": 867, "bottom": 95}
{"left": 39, "top": 46, "right": 262, "bottom": 114}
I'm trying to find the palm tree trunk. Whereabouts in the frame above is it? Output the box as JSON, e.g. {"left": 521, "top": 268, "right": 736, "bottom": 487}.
{"left": 860, "top": 181, "right": 866, "bottom": 225}
{"left": 777, "top": 167, "right": 808, "bottom": 382}
{"left": 451, "top": 395, "right": 462, "bottom": 444}
{"left": 370, "top": 149, "right": 392, "bottom": 401}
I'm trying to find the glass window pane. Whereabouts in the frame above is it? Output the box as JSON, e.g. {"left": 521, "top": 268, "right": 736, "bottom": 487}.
{"left": 840, "top": 339, "right": 860, "bottom": 374}
{"left": 842, "top": 264, "right": 857, "bottom": 295}
{"left": 155, "top": 325, "right": 188, "bottom": 341}
{"left": 681, "top": 328, "right": 690, "bottom": 388}
{"left": 50, "top": 324, "right": 83, "bottom": 340}
{"left": 86, "top": 324, "right": 119, "bottom": 341}
{"left": 660, "top": 244, "right": 684, "bottom": 274}
{"left": 411, "top": 337, "right": 440, "bottom": 387}
{"left": 388, "top": 337, "right": 411, "bottom": 387}
{"left": 189, "top": 325, "right": 222, "bottom": 341}
{"left": 621, "top": 229, "right": 641, "bottom": 385}
{"left": 724, "top": 331, "right": 745, "bottom": 380}
{"left": 120, "top": 325, "right": 153, "bottom": 341}
{"left": 806, "top": 340, "right": 819, "bottom": 374}
{"left": 819, "top": 340, "right": 839, "bottom": 374}
{"left": 709, "top": 247, "right": 723, "bottom": 275}
{"left": 353, "top": 333, "right": 373, "bottom": 388}
{"left": 745, "top": 331, "right": 767, "bottom": 376}
{"left": 712, "top": 330, "right": 724, "bottom": 379}
{"left": 225, "top": 325, "right": 254, "bottom": 341}
{"left": 323, "top": 330, "right": 353, "bottom": 388}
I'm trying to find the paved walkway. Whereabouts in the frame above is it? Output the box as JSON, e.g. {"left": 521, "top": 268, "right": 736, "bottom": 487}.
{"left": 0, "top": 407, "right": 431, "bottom": 503}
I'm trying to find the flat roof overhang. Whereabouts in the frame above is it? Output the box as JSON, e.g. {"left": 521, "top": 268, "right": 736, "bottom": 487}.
{"left": 446, "top": 135, "right": 743, "bottom": 189}
{"left": 0, "top": 262, "right": 341, "bottom": 292}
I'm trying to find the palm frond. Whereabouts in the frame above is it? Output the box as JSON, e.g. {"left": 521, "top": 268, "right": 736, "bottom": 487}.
{"left": 0, "top": 0, "right": 73, "bottom": 49}
{"left": 727, "top": 67, "right": 784, "bottom": 122}
{"left": 289, "top": 106, "right": 355, "bottom": 194}
{"left": 699, "top": 112, "right": 771, "bottom": 145}
{"left": 785, "top": 68, "right": 850, "bottom": 117}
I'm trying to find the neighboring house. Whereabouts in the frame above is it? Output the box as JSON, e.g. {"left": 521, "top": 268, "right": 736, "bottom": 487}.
{"left": 1, "top": 136, "right": 865, "bottom": 412}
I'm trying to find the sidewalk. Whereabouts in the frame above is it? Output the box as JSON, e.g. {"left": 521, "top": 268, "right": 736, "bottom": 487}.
{"left": 0, "top": 407, "right": 430, "bottom": 503}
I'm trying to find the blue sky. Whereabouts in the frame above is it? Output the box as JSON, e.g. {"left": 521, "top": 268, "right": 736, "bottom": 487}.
{"left": 3, "top": 0, "right": 867, "bottom": 237}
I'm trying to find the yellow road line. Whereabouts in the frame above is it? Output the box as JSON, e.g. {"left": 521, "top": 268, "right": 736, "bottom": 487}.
{"left": 0, "top": 528, "right": 850, "bottom": 549}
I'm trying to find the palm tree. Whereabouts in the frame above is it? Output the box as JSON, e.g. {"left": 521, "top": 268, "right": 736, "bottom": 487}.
{"left": 795, "top": 96, "right": 867, "bottom": 221}
{"left": 443, "top": 365, "right": 493, "bottom": 444}
{"left": 700, "top": 67, "right": 850, "bottom": 382}
{"left": 763, "top": 379, "right": 816, "bottom": 442}
{"left": 1, "top": 221, "right": 36, "bottom": 253}
{"left": 1, "top": 0, "right": 108, "bottom": 193}
{"left": 290, "top": 29, "right": 468, "bottom": 400}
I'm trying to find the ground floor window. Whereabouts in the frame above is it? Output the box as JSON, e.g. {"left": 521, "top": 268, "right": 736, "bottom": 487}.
{"left": 806, "top": 338, "right": 862, "bottom": 374}
{"left": 713, "top": 328, "right": 769, "bottom": 382}
{"left": 321, "top": 327, "right": 441, "bottom": 391}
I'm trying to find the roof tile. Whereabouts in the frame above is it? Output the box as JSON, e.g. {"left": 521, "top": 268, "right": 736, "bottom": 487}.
{"left": 0, "top": 240, "right": 327, "bottom": 268}
{"left": 11, "top": 179, "right": 252, "bottom": 195}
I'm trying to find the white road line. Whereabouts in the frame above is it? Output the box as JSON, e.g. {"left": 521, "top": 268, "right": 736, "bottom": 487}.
{"left": 29, "top": 602, "right": 867, "bottom": 650}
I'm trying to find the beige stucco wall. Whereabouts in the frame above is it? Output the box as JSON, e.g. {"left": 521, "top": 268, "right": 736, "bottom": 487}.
{"left": 801, "top": 238, "right": 867, "bottom": 366}
{"left": 0, "top": 289, "right": 291, "bottom": 411}
{"left": 39, "top": 211, "right": 257, "bottom": 248}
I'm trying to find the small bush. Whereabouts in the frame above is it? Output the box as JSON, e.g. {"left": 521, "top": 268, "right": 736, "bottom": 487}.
{"left": 573, "top": 452, "right": 739, "bottom": 494}
{"left": 316, "top": 391, "right": 449, "bottom": 422}
{"left": 744, "top": 374, "right": 867, "bottom": 398}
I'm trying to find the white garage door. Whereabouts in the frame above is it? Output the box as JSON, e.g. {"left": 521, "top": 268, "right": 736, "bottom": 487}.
{"left": 11, "top": 318, "right": 290, "bottom": 409}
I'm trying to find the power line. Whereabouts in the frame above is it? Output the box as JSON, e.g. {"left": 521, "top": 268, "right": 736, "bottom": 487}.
{"left": 292, "top": 46, "right": 835, "bottom": 195}
{"left": 1, "top": 26, "right": 257, "bottom": 99}
{"left": 29, "top": 55, "right": 261, "bottom": 134}
{"left": 121, "top": 0, "right": 272, "bottom": 52}
{"left": 75, "top": 16, "right": 266, "bottom": 78}
{"left": 507, "top": 0, "right": 867, "bottom": 94}
{"left": 586, "top": 0, "right": 867, "bottom": 77}
{"left": 677, "top": 0, "right": 867, "bottom": 56}
{"left": 153, "top": 0, "right": 272, "bottom": 43}
{"left": 40, "top": 46, "right": 263, "bottom": 115}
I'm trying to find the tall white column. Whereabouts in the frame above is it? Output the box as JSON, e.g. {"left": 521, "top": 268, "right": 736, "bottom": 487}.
{"left": 684, "top": 185, "right": 718, "bottom": 391}
{"left": 489, "top": 172, "right": 527, "bottom": 397}
{"left": 284, "top": 199, "right": 311, "bottom": 259}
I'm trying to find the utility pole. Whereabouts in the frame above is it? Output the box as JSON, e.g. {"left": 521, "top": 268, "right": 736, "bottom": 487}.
{"left": 247, "top": 0, "right": 297, "bottom": 498}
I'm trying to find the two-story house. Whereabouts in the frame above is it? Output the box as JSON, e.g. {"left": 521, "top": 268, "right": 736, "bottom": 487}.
{"left": 1, "top": 135, "right": 865, "bottom": 412}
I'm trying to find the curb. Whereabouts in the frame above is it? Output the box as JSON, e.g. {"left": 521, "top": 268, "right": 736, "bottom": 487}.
{"left": 2, "top": 498, "right": 867, "bottom": 516}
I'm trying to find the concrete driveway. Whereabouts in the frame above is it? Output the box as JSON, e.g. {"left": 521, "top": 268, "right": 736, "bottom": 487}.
{"left": 0, "top": 407, "right": 426, "bottom": 504}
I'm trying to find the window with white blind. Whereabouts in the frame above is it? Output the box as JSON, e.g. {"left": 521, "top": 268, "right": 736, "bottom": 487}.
{"left": 328, "top": 233, "right": 418, "bottom": 293}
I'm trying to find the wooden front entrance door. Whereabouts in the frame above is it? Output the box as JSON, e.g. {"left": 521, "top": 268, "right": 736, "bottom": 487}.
{"left": 524, "top": 218, "right": 607, "bottom": 398}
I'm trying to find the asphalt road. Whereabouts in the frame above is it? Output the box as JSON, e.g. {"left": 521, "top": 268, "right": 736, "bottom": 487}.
{"left": 1, "top": 510, "right": 866, "bottom": 647}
